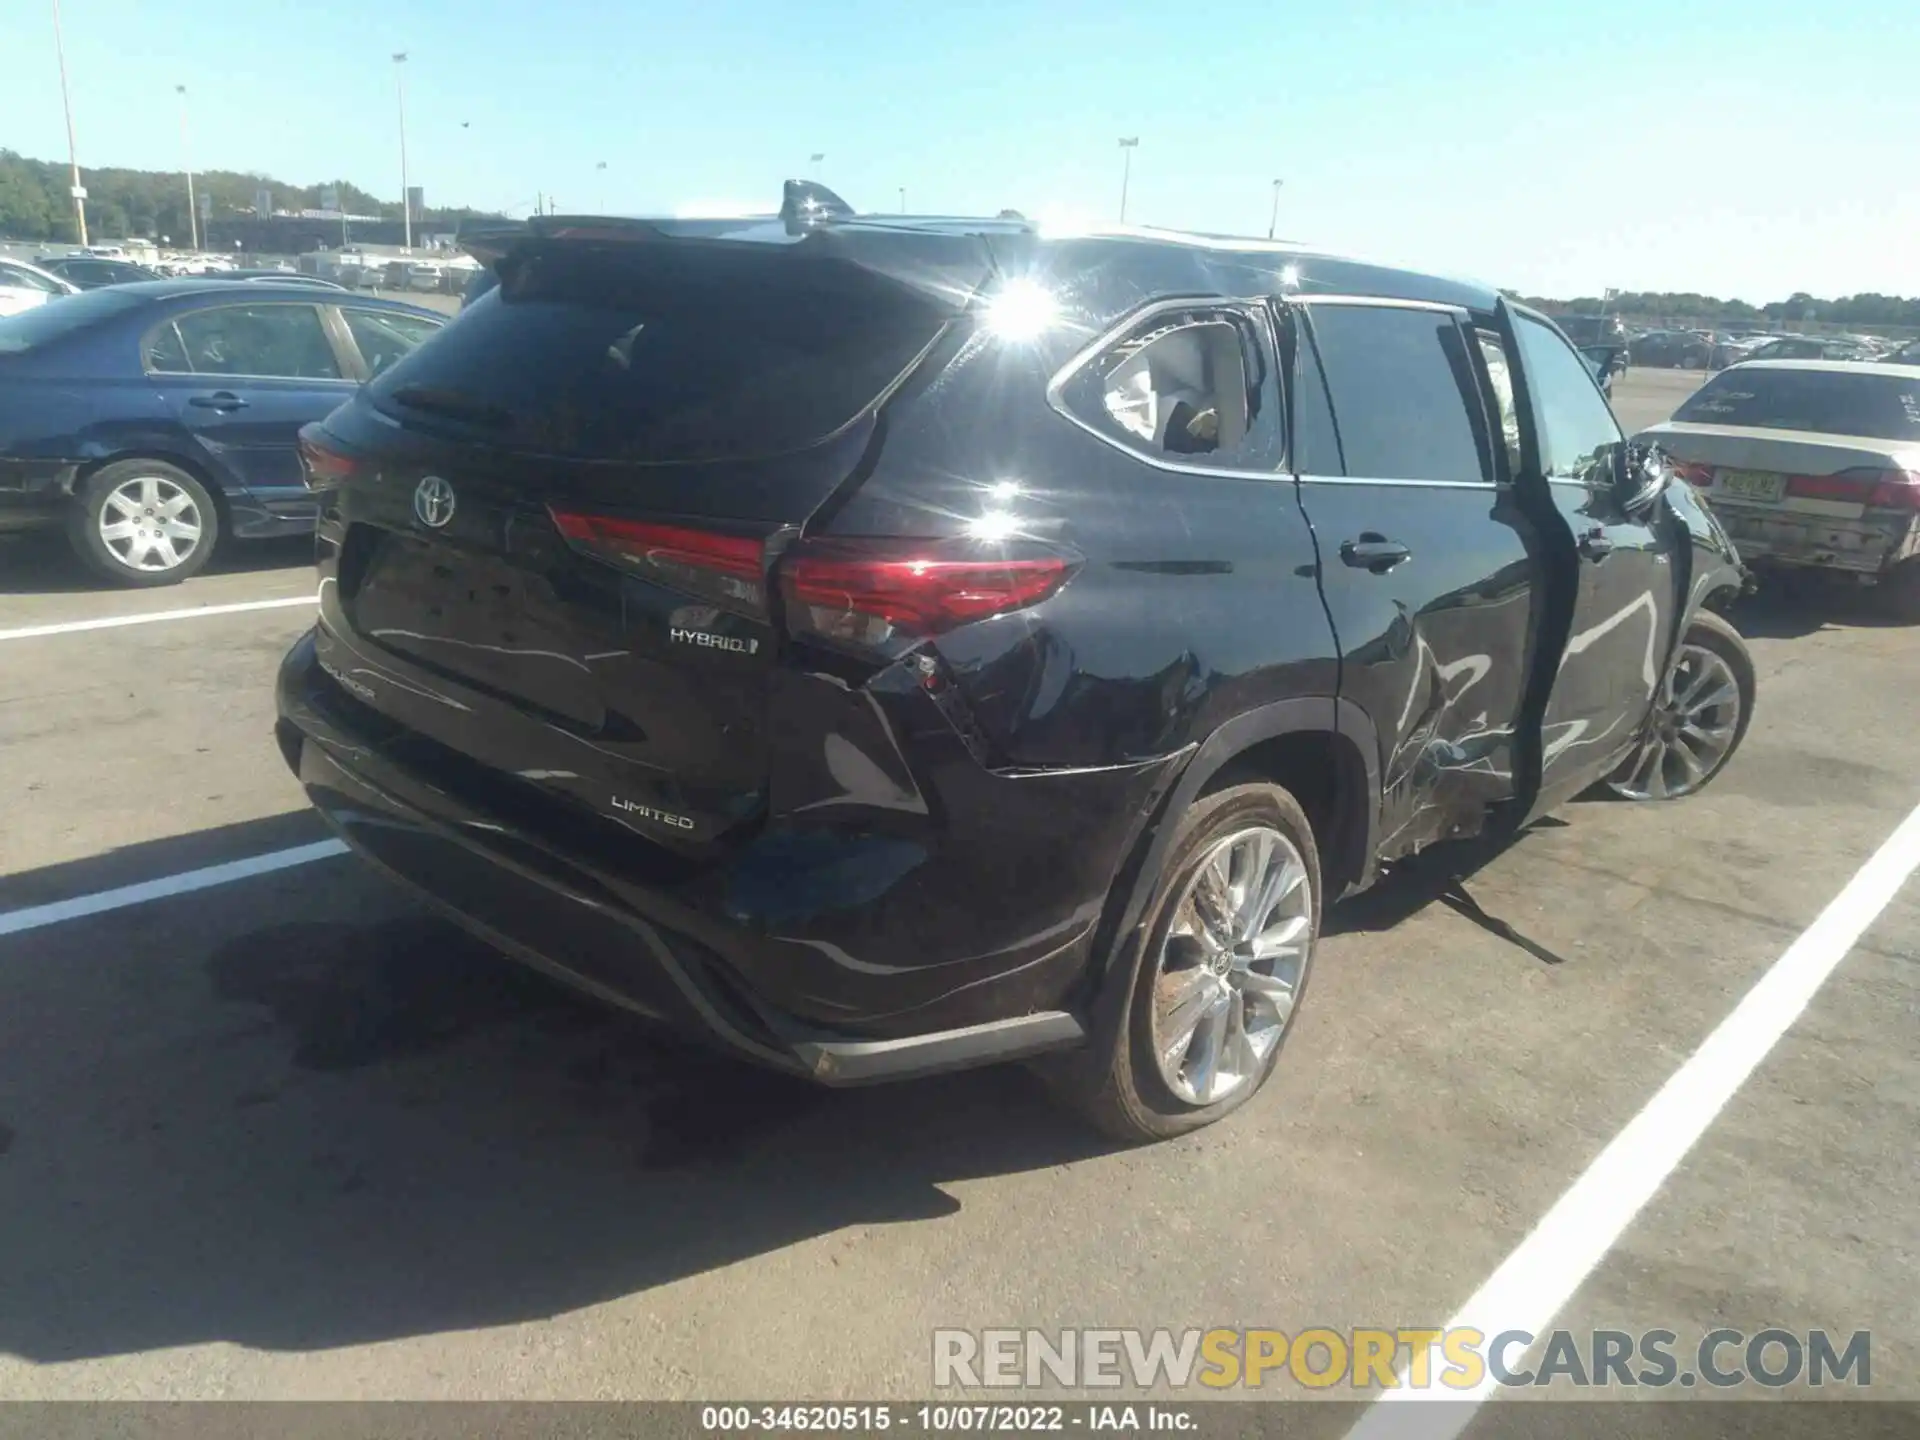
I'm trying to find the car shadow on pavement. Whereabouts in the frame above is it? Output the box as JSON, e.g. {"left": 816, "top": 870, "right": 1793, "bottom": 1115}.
{"left": 1325, "top": 822, "right": 1571, "bottom": 968}
{"left": 0, "top": 813, "right": 1119, "bottom": 1364}
{"left": 1729, "top": 577, "right": 1908, "bottom": 640}
{"left": 0, "top": 533, "right": 315, "bottom": 596}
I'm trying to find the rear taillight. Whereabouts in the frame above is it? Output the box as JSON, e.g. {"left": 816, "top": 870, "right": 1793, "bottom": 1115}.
{"left": 298, "top": 428, "right": 360, "bottom": 491}
{"left": 779, "top": 537, "right": 1079, "bottom": 652}
{"left": 548, "top": 510, "right": 767, "bottom": 614}
{"left": 1670, "top": 460, "right": 1715, "bottom": 487}
{"left": 1784, "top": 468, "right": 1920, "bottom": 510}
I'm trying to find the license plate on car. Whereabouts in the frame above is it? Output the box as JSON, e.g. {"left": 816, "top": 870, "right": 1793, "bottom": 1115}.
{"left": 1718, "top": 469, "right": 1786, "bottom": 502}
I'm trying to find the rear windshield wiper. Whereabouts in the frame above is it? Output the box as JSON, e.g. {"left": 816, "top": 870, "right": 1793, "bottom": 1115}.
{"left": 386, "top": 384, "right": 514, "bottom": 430}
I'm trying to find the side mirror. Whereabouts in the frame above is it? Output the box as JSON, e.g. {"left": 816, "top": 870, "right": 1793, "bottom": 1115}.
{"left": 1618, "top": 441, "right": 1670, "bottom": 514}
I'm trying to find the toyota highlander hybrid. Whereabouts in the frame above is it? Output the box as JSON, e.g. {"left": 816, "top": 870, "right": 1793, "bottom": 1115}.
{"left": 274, "top": 183, "right": 1755, "bottom": 1141}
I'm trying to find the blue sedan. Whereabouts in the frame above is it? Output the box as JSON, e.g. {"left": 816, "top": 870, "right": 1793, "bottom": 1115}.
{"left": 0, "top": 280, "right": 446, "bottom": 586}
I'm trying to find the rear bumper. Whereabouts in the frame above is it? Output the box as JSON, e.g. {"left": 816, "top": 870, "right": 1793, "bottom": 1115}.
{"left": 1709, "top": 502, "right": 1917, "bottom": 576}
{"left": 274, "top": 629, "right": 1159, "bottom": 1084}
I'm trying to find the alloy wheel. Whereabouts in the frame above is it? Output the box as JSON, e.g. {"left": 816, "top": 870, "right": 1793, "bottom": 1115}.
{"left": 1608, "top": 642, "right": 1743, "bottom": 800}
{"left": 1149, "top": 825, "right": 1313, "bottom": 1107}
{"left": 98, "top": 475, "right": 204, "bottom": 573}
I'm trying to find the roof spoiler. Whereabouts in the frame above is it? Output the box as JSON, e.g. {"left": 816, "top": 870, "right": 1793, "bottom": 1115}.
{"left": 780, "top": 180, "right": 855, "bottom": 234}
{"left": 458, "top": 180, "right": 858, "bottom": 265}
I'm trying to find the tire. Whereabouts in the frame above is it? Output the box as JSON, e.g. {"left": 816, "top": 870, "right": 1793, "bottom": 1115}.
{"left": 1875, "top": 558, "right": 1920, "bottom": 623}
{"left": 67, "top": 459, "right": 219, "bottom": 587}
{"left": 1051, "top": 782, "right": 1322, "bottom": 1143}
{"left": 1605, "top": 609, "right": 1755, "bottom": 801}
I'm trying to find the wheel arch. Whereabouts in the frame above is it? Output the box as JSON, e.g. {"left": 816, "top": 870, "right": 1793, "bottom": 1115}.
{"left": 1067, "top": 697, "right": 1380, "bottom": 1073}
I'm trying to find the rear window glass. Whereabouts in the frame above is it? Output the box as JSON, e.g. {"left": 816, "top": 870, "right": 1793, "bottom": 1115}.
{"left": 365, "top": 245, "right": 951, "bottom": 462}
{"left": 0, "top": 288, "right": 147, "bottom": 354}
{"left": 1675, "top": 369, "right": 1920, "bottom": 442}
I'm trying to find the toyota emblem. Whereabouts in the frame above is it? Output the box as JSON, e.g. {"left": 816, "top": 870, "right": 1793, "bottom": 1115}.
{"left": 413, "top": 475, "right": 456, "bottom": 529}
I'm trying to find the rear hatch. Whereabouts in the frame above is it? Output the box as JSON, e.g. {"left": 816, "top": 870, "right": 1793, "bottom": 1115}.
{"left": 306, "top": 222, "right": 992, "bottom": 854}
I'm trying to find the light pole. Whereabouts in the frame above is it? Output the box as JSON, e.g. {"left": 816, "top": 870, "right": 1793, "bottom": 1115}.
{"left": 393, "top": 52, "right": 411, "bottom": 250}
{"left": 809, "top": 152, "right": 825, "bottom": 177}
{"left": 1117, "top": 137, "right": 1139, "bottom": 224}
{"left": 176, "top": 85, "right": 199, "bottom": 251}
{"left": 898, "top": 186, "right": 906, "bottom": 213}
{"left": 1267, "top": 178, "right": 1284, "bottom": 240}
{"left": 596, "top": 160, "right": 608, "bottom": 213}
{"left": 51, "top": 0, "right": 88, "bottom": 245}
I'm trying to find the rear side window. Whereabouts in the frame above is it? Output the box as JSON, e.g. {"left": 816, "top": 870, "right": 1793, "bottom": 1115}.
{"left": 343, "top": 308, "right": 444, "bottom": 378}
{"left": 365, "top": 245, "right": 951, "bottom": 462}
{"left": 1304, "top": 303, "right": 1490, "bottom": 483}
{"left": 1512, "top": 313, "right": 1622, "bottom": 484}
{"left": 1056, "top": 305, "right": 1282, "bottom": 471}
{"left": 1675, "top": 370, "right": 1920, "bottom": 443}
{"left": 173, "top": 304, "right": 342, "bottom": 379}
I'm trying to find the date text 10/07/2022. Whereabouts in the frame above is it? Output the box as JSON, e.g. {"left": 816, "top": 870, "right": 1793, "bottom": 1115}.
{"left": 700, "top": 1405, "right": 1195, "bottom": 1432}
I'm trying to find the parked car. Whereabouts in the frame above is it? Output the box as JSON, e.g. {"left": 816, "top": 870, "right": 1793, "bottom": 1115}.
{"left": 34, "top": 256, "right": 162, "bottom": 288}
{"left": 0, "top": 280, "right": 446, "bottom": 586}
{"left": 1629, "top": 329, "right": 1714, "bottom": 369}
{"left": 0, "top": 257, "right": 79, "bottom": 317}
{"left": 1640, "top": 360, "right": 1920, "bottom": 617}
{"left": 1553, "top": 315, "right": 1628, "bottom": 374}
{"left": 1742, "top": 336, "right": 1872, "bottom": 364}
{"left": 1578, "top": 344, "right": 1626, "bottom": 398}
{"left": 274, "top": 190, "right": 1754, "bottom": 1140}
{"left": 1708, "top": 333, "right": 1778, "bottom": 370}
{"left": 1888, "top": 339, "right": 1920, "bottom": 367}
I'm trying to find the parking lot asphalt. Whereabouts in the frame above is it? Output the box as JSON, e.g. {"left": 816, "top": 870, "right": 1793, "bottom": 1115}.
{"left": 0, "top": 369, "right": 1913, "bottom": 1416}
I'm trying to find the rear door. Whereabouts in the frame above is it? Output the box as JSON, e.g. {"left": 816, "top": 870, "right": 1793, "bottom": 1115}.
{"left": 154, "top": 300, "right": 358, "bottom": 504}
{"left": 1284, "top": 297, "right": 1546, "bottom": 859}
{"left": 1500, "top": 302, "right": 1683, "bottom": 814}
{"left": 307, "top": 233, "right": 982, "bottom": 854}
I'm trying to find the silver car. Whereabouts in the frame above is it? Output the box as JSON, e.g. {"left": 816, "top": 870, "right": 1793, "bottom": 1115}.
{"left": 1638, "top": 360, "right": 1920, "bottom": 618}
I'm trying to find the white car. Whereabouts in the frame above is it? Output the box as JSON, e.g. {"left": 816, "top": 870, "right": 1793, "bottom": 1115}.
{"left": 0, "top": 258, "right": 78, "bottom": 317}
{"left": 1639, "top": 360, "right": 1920, "bottom": 618}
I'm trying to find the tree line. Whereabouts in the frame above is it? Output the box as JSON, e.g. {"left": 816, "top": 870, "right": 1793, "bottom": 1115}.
{"left": 1514, "top": 289, "right": 1920, "bottom": 328}
{"left": 0, "top": 150, "right": 477, "bottom": 245}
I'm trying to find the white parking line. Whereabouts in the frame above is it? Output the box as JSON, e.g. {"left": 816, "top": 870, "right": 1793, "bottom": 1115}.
{"left": 0, "top": 839, "right": 348, "bottom": 939}
{"left": 0, "top": 593, "right": 317, "bottom": 643}
{"left": 1347, "top": 797, "right": 1920, "bottom": 1440}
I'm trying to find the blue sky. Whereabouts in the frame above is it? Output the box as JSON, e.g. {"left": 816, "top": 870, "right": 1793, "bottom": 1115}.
{"left": 3, "top": 0, "right": 1914, "bottom": 300}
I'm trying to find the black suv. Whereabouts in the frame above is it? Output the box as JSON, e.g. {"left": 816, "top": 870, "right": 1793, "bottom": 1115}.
{"left": 275, "top": 184, "right": 1754, "bottom": 1140}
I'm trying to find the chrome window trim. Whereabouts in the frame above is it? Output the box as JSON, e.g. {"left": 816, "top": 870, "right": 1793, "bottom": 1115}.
{"left": 1285, "top": 294, "right": 1472, "bottom": 318}
{"left": 1296, "top": 474, "right": 1493, "bottom": 490}
{"left": 1043, "top": 294, "right": 1289, "bottom": 480}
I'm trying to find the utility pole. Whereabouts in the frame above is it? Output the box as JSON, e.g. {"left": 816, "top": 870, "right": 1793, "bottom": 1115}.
{"left": 1117, "top": 137, "right": 1139, "bottom": 224}
{"left": 393, "top": 52, "right": 411, "bottom": 250}
{"left": 1267, "top": 178, "right": 1284, "bottom": 241}
{"left": 52, "top": 0, "right": 88, "bottom": 245}
{"left": 177, "top": 85, "right": 199, "bottom": 250}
